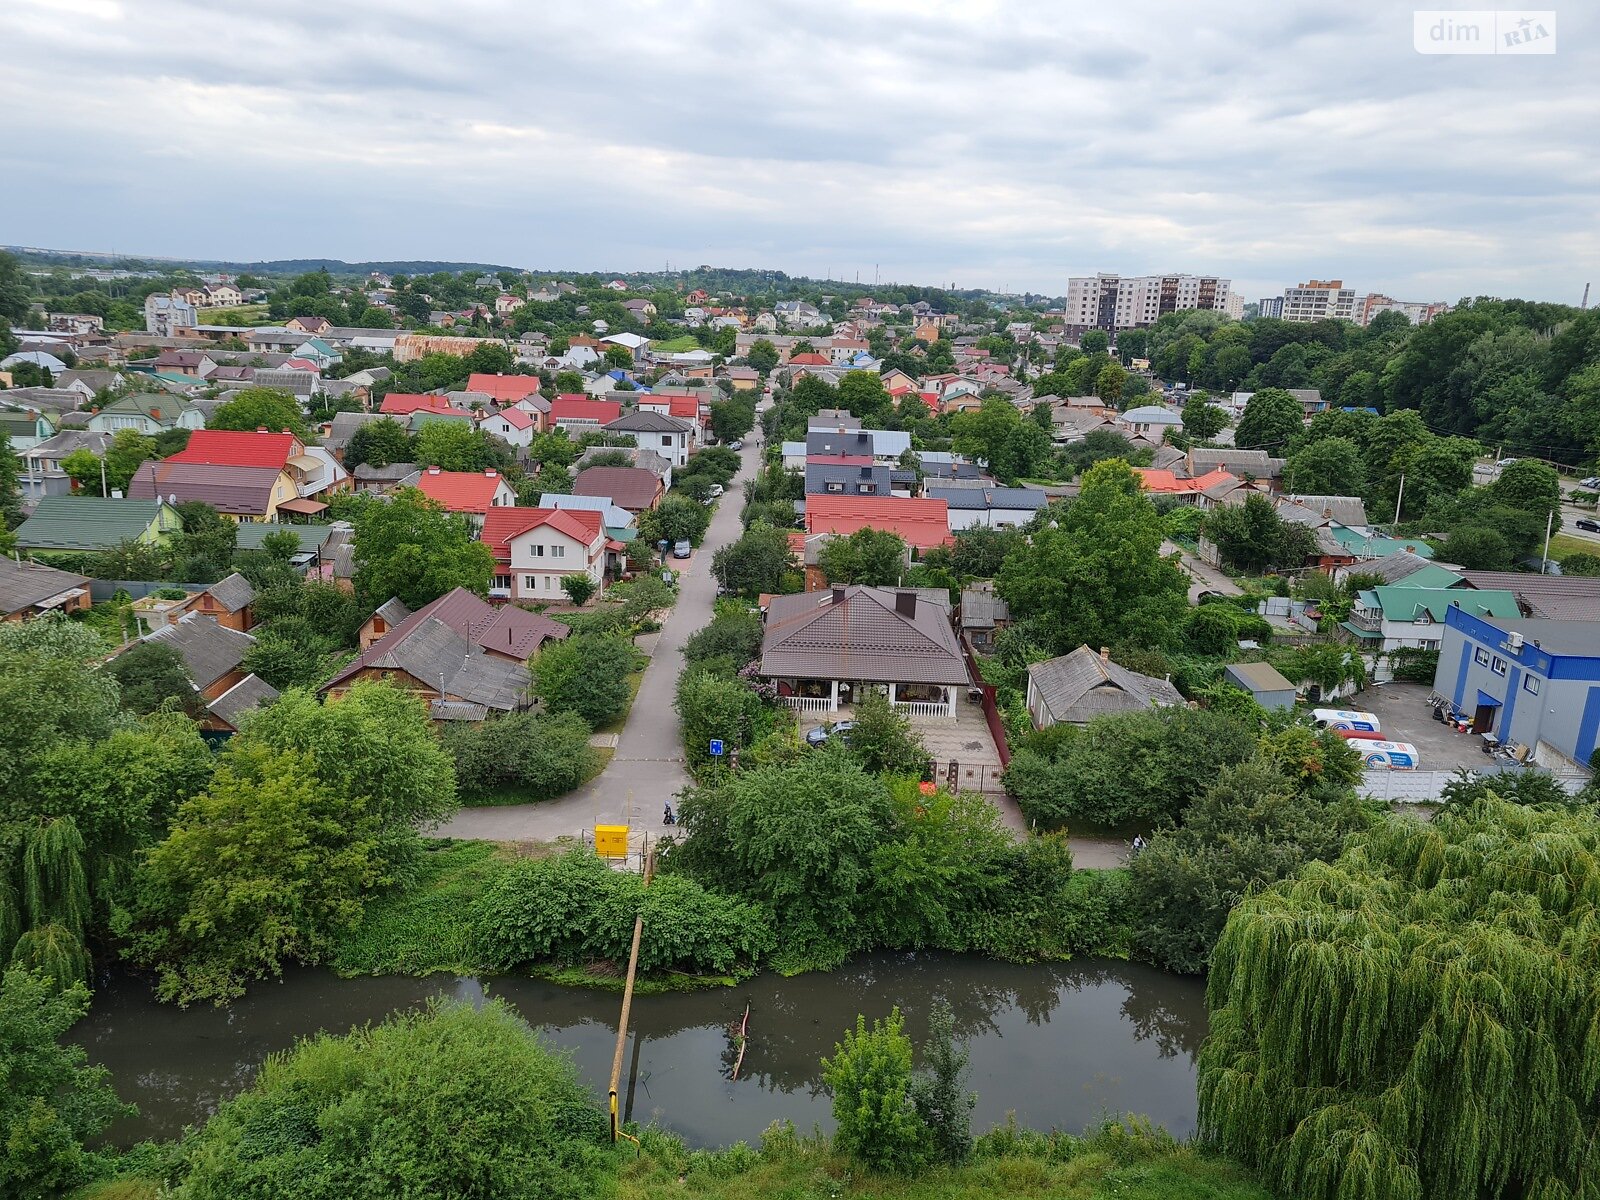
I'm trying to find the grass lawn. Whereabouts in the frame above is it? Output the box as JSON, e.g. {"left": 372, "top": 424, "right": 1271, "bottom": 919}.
{"left": 651, "top": 334, "right": 702, "bottom": 353}
{"left": 328, "top": 839, "right": 516, "bottom": 976}
{"left": 459, "top": 747, "right": 613, "bottom": 807}
{"left": 197, "top": 304, "right": 270, "bottom": 325}
{"left": 597, "top": 669, "right": 647, "bottom": 736}
{"left": 1548, "top": 532, "right": 1599, "bottom": 562}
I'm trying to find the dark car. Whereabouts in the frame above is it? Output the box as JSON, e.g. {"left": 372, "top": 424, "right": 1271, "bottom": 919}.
{"left": 1577, "top": 518, "right": 1600, "bottom": 533}
{"left": 805, "top": 720, "right": 854, "bottom": 747}
{"left": 672, "top": 540, "right": 692, "bottom": 558}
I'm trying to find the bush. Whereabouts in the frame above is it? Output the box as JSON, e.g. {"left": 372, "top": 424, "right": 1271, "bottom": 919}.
{"left": 168, "top": 999, "right": 610, "bottom": 1198}
{"left": 821, "top": 1008, "right": 930, "bottom": 1174}
{"left": 442, "top": 710, "right": 596, "bottom": 802}
{"left": 675, "top": 667, "right": 774, "bottom": 769}
{"left": 470, "top": 851, "right": 774, "bottom": 977}
{"left": 534, "top": 634, "right": 639, "bottom": 729}
{"left": 560, "top": 573, "right": 597, "bottom": 606}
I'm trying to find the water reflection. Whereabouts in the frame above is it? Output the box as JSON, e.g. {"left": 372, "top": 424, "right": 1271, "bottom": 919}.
{"left": 73, "top": 953, "right": 1206, "bottom": 1148}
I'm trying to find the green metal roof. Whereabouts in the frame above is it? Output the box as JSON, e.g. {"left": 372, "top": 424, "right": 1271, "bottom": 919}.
{"left": 234, "top": 523, "right": 332, "bottom": 554}
{"left": 1330, "top": 526, "right": 1435, "bottom": 559}
{"left": 1375, "top": 564, "right": 1463, "bottom": 590}
{"left": 1357, "top": 585, "right": 1520, "bottom": 622}
{"left": 14, "top": 497, "right": 174, "bottom": 552}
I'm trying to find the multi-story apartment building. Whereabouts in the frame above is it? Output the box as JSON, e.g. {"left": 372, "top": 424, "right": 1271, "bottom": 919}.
{"left": 1258, "top": 296, "right": 1284, "bottom": 319}
{"left": 144, "top": 291, "right": 198, "bottom": 335}
{"left": 1357, "top": 294, "right": 1450, "bottom": 327}
{"left": 1222, "top": 291, "right": 1245, "bottom": 320}
{"left": 1279, "top": 280, "right": 1359, "bottom": 323}
{"left": 1062, "top": 273, "right": 1232, "bottom": 334}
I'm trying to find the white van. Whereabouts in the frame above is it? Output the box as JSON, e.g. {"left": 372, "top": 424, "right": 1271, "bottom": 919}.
{"left": 1360, "top": 741, "right": 1420, "bottom": 769}
{"left": 1312, "top": 708, "right": 1381, "bottom": 733}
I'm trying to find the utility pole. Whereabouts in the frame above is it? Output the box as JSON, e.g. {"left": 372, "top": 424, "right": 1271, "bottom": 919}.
{"left": 1393, "top": 473, "right": 1405, "bottom": 526}
{"left": 1541, "top": 507, "right": 1555, "bottom": 574}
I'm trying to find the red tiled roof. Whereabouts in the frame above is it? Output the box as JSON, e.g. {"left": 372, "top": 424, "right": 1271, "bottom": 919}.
{"left": 479, "top": 507, "right": 604, "bottom": 562}
{"left": 467, "top": 373, "right": 542, "bottom": 403}
{"left": 788, "top": 352, "right": 830, "bottom": 365}
{"left": 550, "top": 396, "right": 621, "bottom": 424}
{"left": 667, "top": 396, "right": 702, "bottom": 420}
{"left": 380, "top": 393, "right": 457, "bottom": 416}
{"left": 168, "top": 429, "right": 298, "bottom": 471}
{"left": 805, "top": 495, "right": 952, "bottom": 550}
{"left": 411, "top": 468, "right": 511, "bottom": 513}
{"left": 1135, "top": 467, "right": 1238, "bottom": 495}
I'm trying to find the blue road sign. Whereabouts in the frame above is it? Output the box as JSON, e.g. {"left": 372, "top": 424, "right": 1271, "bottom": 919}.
{"left": 709, "top": 739, "right": 725, "bottom": 757}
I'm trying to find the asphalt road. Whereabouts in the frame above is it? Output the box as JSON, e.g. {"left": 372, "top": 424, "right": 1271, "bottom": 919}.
{"left": 435, "top": 437, "right": 759, "bottom": 842}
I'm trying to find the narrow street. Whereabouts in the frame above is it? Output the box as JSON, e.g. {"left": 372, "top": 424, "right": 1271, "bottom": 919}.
{"left": 435, "top": 439, "right": 758, "bottom": 843}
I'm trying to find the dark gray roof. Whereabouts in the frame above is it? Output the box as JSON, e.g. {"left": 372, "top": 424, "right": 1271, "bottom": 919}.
{"left": 322, "top": 411, "right": 389, "bottom": 452}
{"left": 205, "top": 572, "right": 256, "bottom": 614}
{"left": 129, "top": 461, "right": 282, "bottom": 515}
{"left": 760, "top": 585, "right": 968, "bottom": 686}
{"left": 1287, "top": 495, "right": 1368, "bottom": 527}
{"left": 24, "top": 430, "right": 111, "bottom": 460}
{"left": 0, "top": 558, "right": 90, "bottom": 615}
{"left": 1352, "top": 550, "right": 1437, "bottom": 585}
{"left": 604, "top": 410, "right": 691, "bottom": 434}
{"left": 234, "top": 523, "right": 333, "bottom": 554}
{"left": 354, "top": 461, "right": 419, "bottom": 483}
{"left": 805, "top": 462, "right": 892, "bottom": 495}
{"left": 1026, "top": 646, "right": 1183, "bottom": 725}
{"left": 806, "top": 429, "right": 874, "bottom": 457}
{"left": 351, "top": 615, "right": 531, "bottom": 710}
{"left": 142, "top": 613, "right": 255, "bottom": 690}
{"left": 1473, "top": 618, "right": 1600, "bottom": 657}
{"left": 1188, "top": 447, "right": 1284, "bottom": 479}
{"left": 206, "top": 672, "right": 279, "bottom": 729}
{"left": 926, "top": 486, "right": 1048, "bottom": 512}
{"left": 375, "top": 598, "right": 412, "bottom": 626}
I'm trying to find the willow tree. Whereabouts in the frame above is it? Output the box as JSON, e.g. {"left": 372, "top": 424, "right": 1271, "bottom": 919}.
{"left": 1199, "top": 797, "right": 1600, "bottom": 1200}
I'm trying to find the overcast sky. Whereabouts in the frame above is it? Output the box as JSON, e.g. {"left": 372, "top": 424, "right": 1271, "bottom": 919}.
{"left": 2, "top": 0, "right": 1594, "bottom": 302}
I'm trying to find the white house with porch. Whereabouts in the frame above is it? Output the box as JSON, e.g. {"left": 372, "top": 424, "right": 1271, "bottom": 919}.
{"left": 759, "top": 585, "right": 970, "bottom": 719}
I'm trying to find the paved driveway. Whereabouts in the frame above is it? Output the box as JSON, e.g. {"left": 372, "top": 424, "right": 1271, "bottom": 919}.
{"left": 435, "top": 439, "right": 758, "bottom": 842}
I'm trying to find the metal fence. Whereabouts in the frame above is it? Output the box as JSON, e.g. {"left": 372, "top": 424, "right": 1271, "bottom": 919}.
{"left": 87, "top": 579, "right": 206, "bottom": 603}
{"left": 1360, "top": 765, "right": 1590, "bottom": 804}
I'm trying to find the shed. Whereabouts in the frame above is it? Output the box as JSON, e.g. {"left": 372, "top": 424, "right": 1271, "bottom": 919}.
{"left": 1222, "top": 661, "right": 1298, "bottom": 710}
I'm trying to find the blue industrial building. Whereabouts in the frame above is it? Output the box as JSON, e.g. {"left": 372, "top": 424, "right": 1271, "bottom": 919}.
{"left": 1434, "top": 605, "right": 1600, "bottom": 771}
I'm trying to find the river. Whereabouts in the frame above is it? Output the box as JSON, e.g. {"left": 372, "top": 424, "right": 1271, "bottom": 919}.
{"left": 73, "top": 953, "right": 1207, "bottom": 1148}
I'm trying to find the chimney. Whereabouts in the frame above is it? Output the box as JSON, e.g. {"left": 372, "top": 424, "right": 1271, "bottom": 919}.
{"left": 484, "top": 468, "right": 497, "bottom": 477}
{"left": 257, "top": 426, "right": 269, "bottom": 433}
{"left": 427, "top": 466, "right": 441, "bottom": 474}
{"left": 831, "top": 587, "right": 846, "bottom": 604}
{"left": 1099, "top": 646, "right": 1110, "bottom": 662}
{"left": 895, "top": 591, "right": 917, "bottom": 618}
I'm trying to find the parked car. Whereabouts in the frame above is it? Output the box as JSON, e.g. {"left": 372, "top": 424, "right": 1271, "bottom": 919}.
{"left": 672, "top": 540, "right": 692, "bottom": 558}
{"left": 1495, "top": 457, "right": 1520, "bottom": 467}
{"left": 805, "top": 720, "right": 854, "bottom": 747}
{"left": 707, "top": 483, "right": 724, "bottom": 498}
{"left": 1579, "top": 476, "right": 1600, "bottom": 490}
{"left": 729, "top": 439, "right": 744, "bottom": 451}
{"left": 1577, "top": 518, "right": 1600, "bottom": 533}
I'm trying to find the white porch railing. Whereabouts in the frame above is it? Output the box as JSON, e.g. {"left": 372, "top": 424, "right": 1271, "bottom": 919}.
{"left": 892, "top": 700, "right": 950, "bottom": 719}
{"left": 783, "top": 695, "right": 836, "bottom": 714}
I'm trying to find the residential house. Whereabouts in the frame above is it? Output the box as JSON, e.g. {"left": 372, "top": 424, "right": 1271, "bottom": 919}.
{"left": 379, "top": 393, "right": 458, "bottom": 418}
{"left": 52, "top": 369, "right": 124, "bottom": 400}
{"left": 405, "top": 467, "right": 518, "bottom": 531}
{"left": 958, "top": 582, "right": 1011, "bottom": 651}
{"left": 202, "top": 282, "right": 244, "bottom": 307}
{"left": 803, "top": 494, "right": 952, "bottom": 554}
{"left": 926, "top": 485, "right": 1049, "bottom": 530}
{"left": 321, "top": 411, "right": 389, "bottom": 460}
{"left": 550, "top": 395, "right": 622, "bottom": 432}
{"left": 604, "top": 410, "right": 693, "bottom": 467}
{"left": 479, "top": 405, "right": 537, "bottom": 447}
{"left": 15, "top": 496, "right": 183, "bottom": 556}
{"left": 1223, "top": 661, "right": 1298, "bottom": 710}
{"left": 1025, "top": 645, "right": 1184, "bottom": 729}
{"left": 321, "top": 587, "right": 541, "bottom": 719}
{"left": 1287, "top": 388, "right": 1327, "bottom": 418}
{"left": 0, "top": 558, "right": 91, "bottom": 621}
{"left": 621, "top": 298, "right": 657, "bottom": 322}
{"left": 1332, "top": 550, "right": 1442, "bottom": 589}
{"left": 1116, "top": 405, "right": 1184, "bottom": 439}
{"left": 352, "top": 461, "right": 420, "bottom": 493}
{"left": 1343, "top": 585, "right": 1520, "bottom": 659}
{"left": 168, "top": 572, "right": 258, "bottom": 632}
{"left": 761, "top": 585, "right": 969, "bottom": 718}
{"left": 1433, "top": 609, "right": 1600, "bottom": 768}
{"left": 359, "top": 598, "right": 413, "bottom": 650}
{"left": 87, "top": 393, "right": 205, "bottom": 435}
{"left": 20, "top": 430, "right": 112, "bottom": 497}
{"left": 481, "top": 506, "right": 608, "bottom": 602}
{"left": 807, "top": 409, "right": 861, "bottom": 432}
{"left": 495, "top": 294, "right": 525, "bottom": 315}
{"left": 205, "top": 674, "right": 282, "bottom": 733}
{"left": 166, "top": 428, "right": 337, "bottom": 515}
{"left": 246, "top": 327, "right": 311, "bottom": 354}
{"left": 466, "top": 372, "right": 542, "bottom": 405}
{"left": 1134, "top": 468, "right": 1241, "bottom": 506}
{"left": 1455, "top": 572, "right": 1600, "bottom": 621}
{"left": 570, "top": 465, "right": 664, "bottom": 514}
{"left": 153, "top": 349, "right": 215, "bottom": 378}
{"left": 806, "top": 459, "right": 892, "bottom": 497}
{"left": 130, "top": 461, "right": 300, "bottom": 522}
{"left": 285, "top": 315, "right": 332, "bottom": 335}
{"left": 144, "top": 292, "right": 197, "bottom": 335}
{"left": 539, "top": 492, "right": 638, "bottom": 545}
{"left": 0, "top": 409, "right": 56, "bottom": 451}
{"left": 134, "top": 611, "right": 265, "bottom": 715}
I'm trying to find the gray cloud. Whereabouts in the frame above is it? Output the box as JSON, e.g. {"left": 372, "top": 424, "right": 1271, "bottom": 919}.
{"left": 0, "top": 0, "right": 1594, "bottom": 301}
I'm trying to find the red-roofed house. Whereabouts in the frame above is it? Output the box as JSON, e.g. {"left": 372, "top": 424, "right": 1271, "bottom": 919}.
{"left": 804, "top": 495, "right": 953, "bottom": 552}
{"left": 169, "top": 429, "right": 302, "bottom": 470}
{"left": 467, "top": 373, "right": 542, "bottom": 404}
{"left": 478, "top": 404, "right": 537, "bottom": 447}
{"left": 786, "top": 351, "right": 831, "bottom": 367}
{"left": 480, "top": 506, "right": 607, "bottom": 602}
{"left": 638, "top": 393, "right": 707, "bottom": 432}
{"left": 380, "top": 393, "right": 458, "bottom": 417}
{"left": 409, "top": 467, "right": 517, "bottom": 531}
{"left": 1134, "top": 467, "right": 1240, "bottom": 506}
{"left": 550, "top": 395, "right": 622, "bottom": 430}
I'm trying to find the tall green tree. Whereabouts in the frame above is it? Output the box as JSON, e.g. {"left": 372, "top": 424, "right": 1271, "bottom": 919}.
{"left": 712, "top": 521, "right": 795, "bottom": 597}
{"left": 342, "top": 417, "right": 414, "bottom": 469}
{"left": 351, "top": 487, "right": 495, "bottom": 610}
{"left": 206, "top": 387, "right": 312, "bottom": 441}
{"left": 997, "top": 459, "right": 1188, "bottom": 654}
{"left": 1181, "top": 392, "right": 1228, "bottom": 441}
{"left": 1234, "top": 387, "right": 1302, "bottom": 451}
{"left": 822, "top": 1008, "right": 930, "bottom": 1174}
{"left": 817, "top": 527, "right": 907, "bottom": 586}
{"left": 1285, "top": 436, "right": 1366, "bottom": 496}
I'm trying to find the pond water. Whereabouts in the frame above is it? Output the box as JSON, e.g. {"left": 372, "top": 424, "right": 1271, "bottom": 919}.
{"left": 72, "top": 953, "right": 1207, "bottom": 1148}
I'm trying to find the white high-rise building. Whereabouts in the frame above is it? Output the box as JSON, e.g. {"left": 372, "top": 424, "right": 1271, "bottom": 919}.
{"left": 1357, "top": 294, "right": 1450, "bottom": 327}
{"left": 1280, "top": 280, "right": 1359, "bottom": 323}
{"left": 1062, "top": 273, "right": 1232, "bottom": 333}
